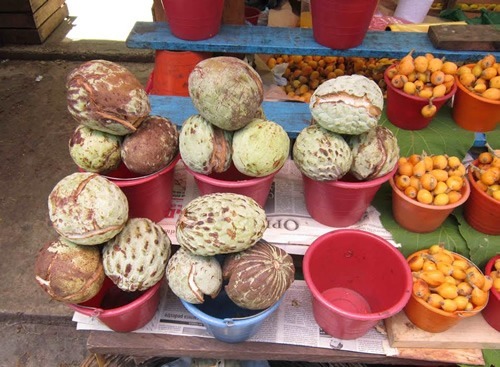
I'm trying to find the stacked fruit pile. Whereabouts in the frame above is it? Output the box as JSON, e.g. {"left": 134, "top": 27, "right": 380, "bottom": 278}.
{"left": 489, "top": 258, "right": 500, "bottom": 292}
{"left": 385, "top": 51, "right": 459, "bottom": 118}
{"left": 409, "top": 244, "right": 491, "bottom": 313}
{"left": 470, "top": 146, "right": 500, "bottom": 201}
{"left": 266, "top": 55, "right": 397, "bottom": 102}
{"left": 393, "top": 152, "right": 467, "bottom": 206}
{"left": 457, "top": 54, "right": 500, "bottom": 101}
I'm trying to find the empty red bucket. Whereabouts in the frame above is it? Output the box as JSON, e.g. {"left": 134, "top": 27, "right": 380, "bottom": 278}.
{"left": 310, "top": 0, "right": 378, "bottom": 49}
{"left": 104, "top": 155, "right": 179, "bottom": 223}
{"left": 68, "top": 277, "right": 162, "bottom": 332}
{"left": 162, "top": 0, "right": 224, "bottom": 41}
{"left": 302, "top": 165, "right": 397, "bottom": 227}
{"left": 384, "top": 65, "right": 457, "bottom": 130}
{"left": 303, "top": 230, "right": 412, "bottom": 339}
{"left": 184, "top": 163, "right": 275, "bottom": 207}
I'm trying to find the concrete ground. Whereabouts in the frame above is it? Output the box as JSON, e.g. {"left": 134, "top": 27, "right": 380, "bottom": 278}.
{"left": 0, "top": 2, "right": 156, "bottom": 366}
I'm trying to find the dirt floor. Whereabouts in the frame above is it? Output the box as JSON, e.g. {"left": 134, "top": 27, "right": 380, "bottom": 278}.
{"left": 0, "top": 59, "right": 154, "bottom": 367}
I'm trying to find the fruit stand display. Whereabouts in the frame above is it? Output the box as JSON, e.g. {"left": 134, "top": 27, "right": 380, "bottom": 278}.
{"left": 33, "top": 20, "right": 500, "bottom": 366}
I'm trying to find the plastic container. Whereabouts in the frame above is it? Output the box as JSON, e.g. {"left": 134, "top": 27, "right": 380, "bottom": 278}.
{"left": 302, "top": 165, "right": 397, "bottom": 227}
{"left": 310, "top": 0, "right": 378, "bottom": 49}
{"left": 393, "top": 0, "right": 433, "bottom": 23}
{"left": 244, "top": 6, "right": 261, "bottom": 25}
{"left": 183, "top": 163, "right": 276, "bottom": 208}
{"left": 384, "top": 65, "right": 457, "bottom": 130}
{"left": 482, "top": 255, "right": 500, "bottom": 331}
{"left": 161, "top": 0, "right": 224, "bottom": 41}
{"left": 68, "top": 277, "right": 162, "bottom": 332}
{"left": 300, "top": 0, "right": 312, "bottom": 28}
{"left": 180, "top": 290, "right": 282, "bottom": 343}
{"left": 303, "top": 230, "right": 412, "bottom": 340}
{"left": 404, "top": 250, "right": 488, "bottom": 333}
{"left": 389, "top": 175, "right": 470, "bottom": 233}
{"left": 452, "top": 64, "right": 500, "bottom": 132}
{"left": 104, "top": 155, "right": 180, "bottom": 223}
{"left": 464, "top": 160, "right": 500, "bottom": 235}
{"left": 150, "top": 50, "right": 211, "bottom": 96}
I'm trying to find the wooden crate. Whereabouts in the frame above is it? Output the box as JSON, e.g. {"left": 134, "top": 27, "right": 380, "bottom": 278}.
{"left": 0, "top": 0, "right": 68, "bottom": 44}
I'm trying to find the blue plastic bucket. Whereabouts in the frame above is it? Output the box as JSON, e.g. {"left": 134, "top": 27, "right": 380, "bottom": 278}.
{"left": 181, "top": 291, "right": 282, "bottom": 343}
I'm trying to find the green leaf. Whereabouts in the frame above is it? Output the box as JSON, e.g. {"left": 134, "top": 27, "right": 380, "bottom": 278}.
{"left": 380, "top": 105, "right": 477, "bottom": 159}
{"left": 455, "top": 208, "right": 500, "bottom": 270}
{"left": 459, "top": 349, "right": 500, "bottom": 367}
{"left": 485, "top": 126, "right": 500, "bottom": 149}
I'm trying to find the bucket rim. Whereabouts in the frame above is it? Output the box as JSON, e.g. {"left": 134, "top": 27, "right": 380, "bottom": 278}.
{"left": 180, "top": 296, "right": 282, "bottom": 326}
{"left": 68, "top": 279, "right": 163, "bottom": 318}
{"left": 104, "top": 155, "right": 179, "bottom": 185}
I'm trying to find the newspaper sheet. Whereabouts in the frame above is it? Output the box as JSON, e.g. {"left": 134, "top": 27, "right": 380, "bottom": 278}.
{"left": 157, "top": 159, "right": 400, "bottom": 255}
{"left": 73, "top": 280, "right": 398, "bottom": 357}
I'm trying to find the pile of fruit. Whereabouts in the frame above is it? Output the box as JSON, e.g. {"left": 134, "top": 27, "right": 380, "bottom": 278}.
{"left": 457, "top": 54, "right": 500, "bottom": 100}
{"left": 409, "top": 244, "right": 492, "bottom": 313}
{"left": 265, "top": 55, "right": 396, "bottom": 102}
{"left": 394, "top": 152, "right": 466, "bottom": 206}
{"left": 470, "top": 145, "right": 500, "bottom": 201}
{"left": 489, "top": 258, "right": 500, "bottom": 292}
{"left": 386, "top": 50, "right": 459, "bottom": 118}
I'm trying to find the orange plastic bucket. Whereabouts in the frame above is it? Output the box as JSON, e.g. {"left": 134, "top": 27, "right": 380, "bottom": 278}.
{"left": 310, "top": 0, "right": 378, "bottom": 49}
{"left": 162, "top": 0, "right": 224, "bottom": 41}
{"left": 389, "top": 176, "right": 470, "bottom": 233}
{"left": 452, "top": 64, "right": 500, "bottom": 132}
{"left": 482, "top": 255, "right": 500, "bottom": 331}
{"left": 464, "top": 160, "right": 500, "bottom": 235}
{"left": 151, "top": 50, "right": 212, "bottom": 96}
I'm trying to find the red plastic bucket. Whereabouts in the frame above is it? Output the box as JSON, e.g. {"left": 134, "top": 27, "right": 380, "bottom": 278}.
{"left": 302, "top": 165, "right": 397, "bottom": 227}
{"left": 104, "top": 155, "right": 179, "bottom": 223}
{"left": 162, "top": 0, "right": 224, "bottom": 41}
{"left": 68, "top": 277, "right": 162, "bottom": 332}
{"left": 151, "top": 50, "right": 212, "bottom": 96}
{"left": 303, "top": 230, "right": 412, "bottom": 339}
{"left": 384, "top": 65, "right": 457, "bottom": 130}
{"left": 244, "top": 6, "right": 261, "bottom": 25}
{"left": 310, "top": 0, "right": 378, "bottom": 49}
{"left": 483, "top": 255, "right": 500, "bottom": 331}
{"left": 184, "top": 163, "right": 275, "bottom": 208}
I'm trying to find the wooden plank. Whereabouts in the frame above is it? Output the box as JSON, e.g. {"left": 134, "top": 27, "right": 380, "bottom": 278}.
{"left": 0, "top": 0, "right": 65, "bottom": 29}
{"left": 428, "top": 24, "right": 500, "bottom": 51}
{"left": 126, "top": 21, "right": 500, "bottom": 61}
{"left": 385, "top": 310, "right": 500, "bottom": 349}
{"left": 0, "top": 0, "right": 47, "bottom": 13}
{"left": 0, "top": 3, "right": 67, "bottom": 44}
{"left": 87, "top": 331, "right": 455, "bottom": 365}
{"left": 396, "top": 348, "right": 484, "bottom": 366}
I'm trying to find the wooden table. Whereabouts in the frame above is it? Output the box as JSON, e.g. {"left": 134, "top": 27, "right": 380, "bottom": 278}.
{"left": 86, "top": 331, "right": 484, "bottom": 365}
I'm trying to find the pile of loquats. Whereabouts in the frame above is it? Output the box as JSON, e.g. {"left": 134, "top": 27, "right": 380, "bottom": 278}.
{"left": 470, "top": 145, "right": 500, "bottom": 201}
{"left": 457, "top": 54, "right": 500, "bottom": 101}
{"left": 386, "top": 50, "right": 458, "bottom": 118}
{"left": 394, "top": 153, "right": 466, "bottom": 206}
{"left": 409, "top": 244, "right": 491, "bottom": 313}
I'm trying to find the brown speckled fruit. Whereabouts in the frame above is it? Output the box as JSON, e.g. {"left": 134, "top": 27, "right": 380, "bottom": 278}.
{"left": 34, "top": 237, "right": 105, "bottom": 303}
{"left": 121, "top": 115, "right": 179, "bottom": 176}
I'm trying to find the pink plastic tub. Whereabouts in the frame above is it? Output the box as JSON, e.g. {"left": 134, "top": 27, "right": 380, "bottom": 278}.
{"left": 68, "top": 277, "right": 163, "bottom": 332}
{"left": 104, "top": 155, "right": 179, "bottom": 223}
{"left": 303, "top": 230, "right": 412, "bottom": 339}
{"left": 183, "top": 162, "right": 276, "bottom": 207}
{"left": 302, "top": 165, "right": 397, "bottom": 227}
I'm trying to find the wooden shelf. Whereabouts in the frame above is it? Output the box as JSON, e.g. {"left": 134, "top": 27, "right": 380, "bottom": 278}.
{"left": 126, "top": 21, "right": 500, "bottom": 61}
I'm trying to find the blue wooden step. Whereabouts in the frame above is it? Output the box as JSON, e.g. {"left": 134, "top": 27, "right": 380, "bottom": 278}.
{"left": 126, "top": 21, "right": 499, "bottom": 61}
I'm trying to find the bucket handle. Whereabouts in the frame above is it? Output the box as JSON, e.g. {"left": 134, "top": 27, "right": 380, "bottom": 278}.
{"left": 223, "top": 318, "right": 235, "bottom": 327}
{"left": 74, "top": 305, "right": 105, "bottom": 320}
